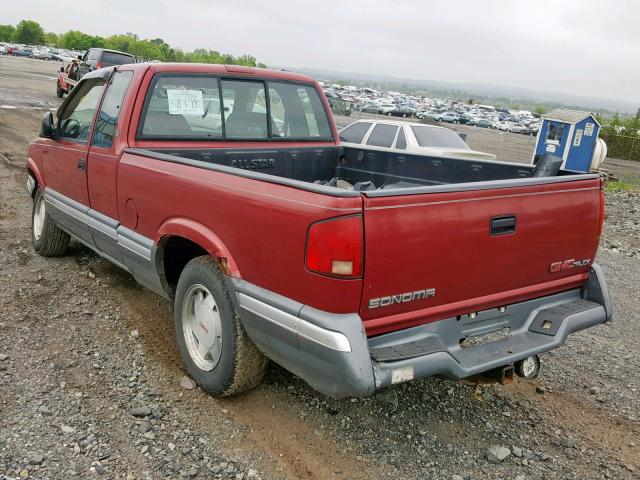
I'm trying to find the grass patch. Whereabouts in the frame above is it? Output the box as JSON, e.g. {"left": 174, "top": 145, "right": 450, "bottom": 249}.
{"left": 606, "top": 179, "right": 640, "bottom": 193}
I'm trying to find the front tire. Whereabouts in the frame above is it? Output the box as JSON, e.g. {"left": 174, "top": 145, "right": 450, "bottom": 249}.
{"left": 32, "top": 188, "right": 70, "bottom": 257}
{"left": 174, "top": 256, "right": 267, "bottom": 396}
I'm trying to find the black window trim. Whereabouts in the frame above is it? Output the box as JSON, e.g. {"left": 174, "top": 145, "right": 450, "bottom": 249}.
{"left": 136, "top": 72, "right": 335, "bottom": 143}
{"left": 56, "top": 74, "right": 109, "bottom": 145}
{"left": 90, "top": 69, "right": 133, "bottom": 149}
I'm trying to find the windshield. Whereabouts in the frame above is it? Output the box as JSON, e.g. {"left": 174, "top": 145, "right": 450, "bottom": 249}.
{"left": 411, "top": 126, "right": 470, "bottom": 150}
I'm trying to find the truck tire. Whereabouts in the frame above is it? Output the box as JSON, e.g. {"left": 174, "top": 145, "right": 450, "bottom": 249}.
{"left": 56, "top": 82, "right": 64, "bottom": 98}
{"left": 32, "top": 188, "right": 70, "bottom": 257}
{"left": 174, "top": 256, "right": 267, "bottom": 396}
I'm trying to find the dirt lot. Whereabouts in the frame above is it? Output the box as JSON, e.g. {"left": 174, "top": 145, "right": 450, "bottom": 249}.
{"left": 1, "top": 56, "right": 639, "bottom": 480}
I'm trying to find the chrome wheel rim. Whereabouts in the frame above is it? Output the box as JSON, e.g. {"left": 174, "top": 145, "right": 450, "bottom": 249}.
{"left": 522, "top": 357, "right": 537, "bottom": 377}
{"left": 182, "top": 284, "right": 223, "bottom": 371}
{"left": 33, "top": 193, "right": 46, "bottom": 241}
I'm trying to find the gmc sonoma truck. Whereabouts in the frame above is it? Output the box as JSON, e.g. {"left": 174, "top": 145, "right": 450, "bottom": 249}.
{"left": 26, "top": 63, "right": 612, "bottom": 398}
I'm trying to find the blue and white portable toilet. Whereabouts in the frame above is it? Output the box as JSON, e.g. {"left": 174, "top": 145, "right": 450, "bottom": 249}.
{"left": 532, "top": 109, "right": 601, "bottom": 172}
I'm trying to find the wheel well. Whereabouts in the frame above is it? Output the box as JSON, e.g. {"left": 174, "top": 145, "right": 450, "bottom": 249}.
{"left": 160, "top": 236, "right": 208, "bottom": 297}
{"left": 28, "top": 170, "right": 39, "bottom": 199}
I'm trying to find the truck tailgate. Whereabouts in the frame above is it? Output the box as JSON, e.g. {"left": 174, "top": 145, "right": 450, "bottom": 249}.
{"left": 360, "top": 177, "right": 603, "bottom": 336}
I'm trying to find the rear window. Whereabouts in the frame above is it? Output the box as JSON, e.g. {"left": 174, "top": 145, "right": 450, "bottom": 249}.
{"left": 411, "top": 126, "right": 470, "bottom": 150}
{"left": 101, "top": 51, "right": 135, "bottom": 66}
{"left": 141, "top": 75, "right": 223, "bottom": 138}
{"left": 268, "top": 82, "right": 331, "bottom": 139}
{"left": 139, "top": 74, "right": 332, "bottom": 141}
{"left": 339, "top": 122, "right": 372, "bottom": 144}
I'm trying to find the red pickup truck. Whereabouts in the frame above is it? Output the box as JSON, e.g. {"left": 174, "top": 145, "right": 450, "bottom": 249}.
{"left": 26, "top": 63, "right": 612, "bottom": 398}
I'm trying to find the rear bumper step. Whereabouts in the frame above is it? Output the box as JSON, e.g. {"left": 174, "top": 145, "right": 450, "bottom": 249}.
{"left": 232, "top": 264, "right": 611, "bottom": 399}
{"left": 370, "top": 297, "right": 605, "bottom": 389}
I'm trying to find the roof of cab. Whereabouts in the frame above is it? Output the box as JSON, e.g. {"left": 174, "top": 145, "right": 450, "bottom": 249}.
{"left": 120, "top": 63, "right": 318, "bottom": 84}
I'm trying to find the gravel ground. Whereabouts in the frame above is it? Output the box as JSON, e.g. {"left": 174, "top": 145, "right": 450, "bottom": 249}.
{"left": 1, "top": 55, "right": 639, "bottom": 480}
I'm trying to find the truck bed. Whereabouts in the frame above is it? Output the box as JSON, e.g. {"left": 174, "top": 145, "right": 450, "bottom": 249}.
{"left": 134, "top": 145, "right": 584, "bottom": 194}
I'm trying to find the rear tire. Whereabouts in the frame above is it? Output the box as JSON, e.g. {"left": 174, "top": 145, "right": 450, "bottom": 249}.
{"left": 174, "top": 256, "right": 267, "bottom": 396}
{"left": 32, "top": 188, "right": 70, "bottom": 257}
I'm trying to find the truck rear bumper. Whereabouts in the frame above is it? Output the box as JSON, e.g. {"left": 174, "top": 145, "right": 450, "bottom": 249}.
{"left": 232, "top": 264, "right": 611, "bottom": 399}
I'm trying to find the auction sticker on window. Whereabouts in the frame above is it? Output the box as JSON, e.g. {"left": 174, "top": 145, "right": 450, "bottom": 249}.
{"left": 167, "top": 89, "right": 204, "bottom": 115}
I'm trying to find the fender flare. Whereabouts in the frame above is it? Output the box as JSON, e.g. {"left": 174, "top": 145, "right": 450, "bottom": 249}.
{"left": 26, "top": 157, "right": 45, "bottom": 196}
{"left": 155, "top": 218, "right": 241, "bottom": 277}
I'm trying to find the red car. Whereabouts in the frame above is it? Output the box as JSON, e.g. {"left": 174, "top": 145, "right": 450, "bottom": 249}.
{"left": 26, "top": 63, "right": 611, "bottom": 398}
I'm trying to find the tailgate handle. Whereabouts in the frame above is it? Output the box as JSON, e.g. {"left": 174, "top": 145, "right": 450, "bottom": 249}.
{"left": 490, "top": 215, "right": 516, "bottom": 236}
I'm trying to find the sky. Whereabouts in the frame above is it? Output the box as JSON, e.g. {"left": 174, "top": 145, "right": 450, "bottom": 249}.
{"left": 5, "top": 0, "right": 640, "bottom": 106}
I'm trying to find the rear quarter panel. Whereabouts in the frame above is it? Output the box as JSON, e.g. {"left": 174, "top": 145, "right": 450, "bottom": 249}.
{"left": 116, "top": 153, "right": 363, "bottom": 313}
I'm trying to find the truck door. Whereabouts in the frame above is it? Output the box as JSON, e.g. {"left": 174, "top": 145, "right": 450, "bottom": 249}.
{"left": 42, "top": 77, "right": 106, "bottom": 246}
{"left": 87, "top": 70, "right": 134, "bottom": 264}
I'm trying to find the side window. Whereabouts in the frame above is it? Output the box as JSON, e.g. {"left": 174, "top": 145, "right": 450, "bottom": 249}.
{"left": 140, "top": 75, "right": 222, "bottom": 138}
{"left": 547, "top": 124, "right": 565, "bottom": 143}
{"left": 57, "top": 79, "right": 106, "bottom": 142}
{"left": 221, "top": 79, "right": 268, "bottom": 139}
{"left": 339, "top": 122, "right": 372, "bottom": 143}
{"left": 395, "top": 128, "right": 407, "bottom": 149}
{"left": 366, "top": 124, "right": 398, "bottom": 148}
{"left": 88, "top": 49, "right": 99, "bottom": 61}
{"left": 92, "top": 71, "right": 133, "bottom": 148}
{"left": 267, "top": 82, "right": 332, "bottom": 139}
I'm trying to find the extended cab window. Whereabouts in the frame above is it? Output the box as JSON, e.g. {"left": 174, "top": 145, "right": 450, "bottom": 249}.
{"left": 92, "top": 70, "right": 133, "bottom": 148}
{"left": 268, "top": 82, "right": 331, "bottom": 139}
{"left": 221, "top": 79, "right": 268, "bottom": 139}
{"left": 339, "top": 122, "right": 372, "bottom": 143}
{"left": 366, "top": 123, "right": 398, "bottom": 148}
{"left": 140, "top": 75, "right": 223, "bottom": 138}
{"left": 57, "top": 78, "right": 106, "bottom": 142}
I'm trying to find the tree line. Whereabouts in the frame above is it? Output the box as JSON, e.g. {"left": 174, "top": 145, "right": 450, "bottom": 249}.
{"left": 0, "top": 20, "right": 265, "bottom": 67}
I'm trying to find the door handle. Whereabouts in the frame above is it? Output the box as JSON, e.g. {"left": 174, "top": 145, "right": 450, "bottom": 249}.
{"left": 77, "top": 158, "right": 86, "bottom": 171}
{"left": 490, "top": 215, "right": 516, "bottom": 236}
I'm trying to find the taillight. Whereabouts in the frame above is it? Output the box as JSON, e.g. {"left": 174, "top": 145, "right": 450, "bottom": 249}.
{"left": 597, "top": 177, "right": 605, "bottom": 236}
{"left": 305, "top": 215, "right": 363, "bottom": 278}
{"left": 96, "top": 62, "right": 102, "bottom": 70}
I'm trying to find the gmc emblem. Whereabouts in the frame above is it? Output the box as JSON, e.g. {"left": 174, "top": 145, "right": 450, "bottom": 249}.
{"left": 549, "top": 258, "right": 591, "bottom": 273}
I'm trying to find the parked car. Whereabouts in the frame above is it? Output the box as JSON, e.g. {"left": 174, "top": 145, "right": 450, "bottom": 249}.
{"left": 360, "top": 103, "right": 381, "bottom": 114}
{"left": 15, "top": 47, "right": 33, "bottom": 57}
{"left": 509, "top": 123, "right": 527, "bottom": 134}
{"left": 458, "top": 113, "right": 475, "bottom": 125}
{"left": 388, "top": 106, "right": 415, "bottom": 118}
{"left": 27, "top": 63, "right": 611, "bottom": 400}
{"left": 0, "top": 45, "right": 6, "bottom": 55}
{"left": 339, "top": 119, "right": 496, "bottom": 161}
{"left": 469, "top": 119, "right": 496, "bottom": 129}
{"left": 434, "top": 111, "right": 460, "bottom": 123}
{"left": 523, "top": 123, "right": 541, "bottom": 135}
{"left": 378, "top": 101, "right": 396, "bottom": 114}
{"left": 81, "top": 48, "right": 135, "bottom": 71}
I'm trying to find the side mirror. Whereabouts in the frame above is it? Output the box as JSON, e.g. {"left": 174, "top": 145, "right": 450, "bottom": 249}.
{"left": 60, "top": 66, "right": 64, "bottom": 73}
{"left": 40, "top": 112, "right": 55, "bottom": 139}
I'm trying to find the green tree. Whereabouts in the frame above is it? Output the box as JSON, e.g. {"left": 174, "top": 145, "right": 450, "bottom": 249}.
{"left": 13, "top": 20, "right": 45, "bottom": 45}
{"left": 534, "top": 106, "right": 547, "bottom": 115}
{"left": 0, "top": 24, "right": 15, "bottom": 42}
{"left": 610, "top": 111, "right": 621, "bottom": 127}
{"left": 59, "top": 30, "right": 106, "bottom": 50}
{"left": 44, "top": 31, "right": 59, "bottom": 46}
